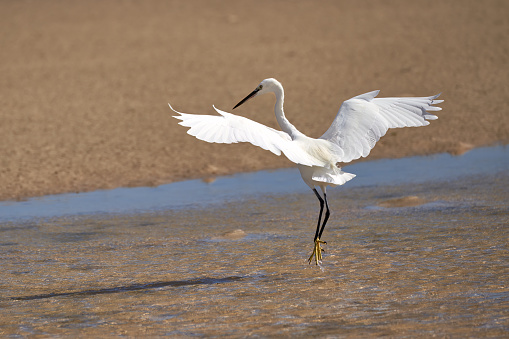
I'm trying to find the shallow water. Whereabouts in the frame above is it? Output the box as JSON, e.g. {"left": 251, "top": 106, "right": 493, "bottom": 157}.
{"left": 0, "top": 148, "right": 508, "bottom": 337}
{"left": 0, "top": 145, "right": 507, "bottom": 220}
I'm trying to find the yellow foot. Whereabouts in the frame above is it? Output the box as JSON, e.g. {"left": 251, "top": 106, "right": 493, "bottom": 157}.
{"left": 308, "top": 238, "right": 326, "bottom": 265}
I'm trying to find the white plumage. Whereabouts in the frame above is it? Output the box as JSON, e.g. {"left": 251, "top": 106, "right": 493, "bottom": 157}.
{"left": 170, "top": 78, "right": 443, "bottom": 264}
{"left": 172, "top": 106, "right": 323, "bottom": 168}
{"left": 321, "top": 90, "right": 441, "bottom": 163}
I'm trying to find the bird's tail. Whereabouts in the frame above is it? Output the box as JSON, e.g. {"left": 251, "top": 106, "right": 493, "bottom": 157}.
{"left": 312, "top": 166, "right": 356, "bottom": 186}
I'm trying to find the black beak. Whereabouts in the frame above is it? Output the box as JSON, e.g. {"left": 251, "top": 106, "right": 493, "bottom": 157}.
{"left": 233, "top": 88, "right": 260, "bottom": 109}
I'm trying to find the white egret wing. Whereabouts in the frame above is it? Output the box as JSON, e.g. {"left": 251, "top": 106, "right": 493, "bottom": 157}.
{"left": 320, "top": 91, "right": 443, "bottom": 163}
{"left": 170, "top": 104, "right": 323, "bottom": 167}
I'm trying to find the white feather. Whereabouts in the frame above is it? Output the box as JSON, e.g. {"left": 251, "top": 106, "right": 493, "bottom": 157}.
{"left": 169, "top": 104, "right": 324, "bottom": 167}
{"left": 320, "top": 91, "right": 442, "bottom": 163}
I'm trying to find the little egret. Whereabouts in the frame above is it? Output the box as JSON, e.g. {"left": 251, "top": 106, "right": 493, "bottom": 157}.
{"left": 170, "top": 78, "right": 443, "bottom": 265}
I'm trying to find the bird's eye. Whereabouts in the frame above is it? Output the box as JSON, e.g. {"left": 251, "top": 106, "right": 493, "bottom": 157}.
{"left": 258, "top": 85, "right": 263, "bottom": 90}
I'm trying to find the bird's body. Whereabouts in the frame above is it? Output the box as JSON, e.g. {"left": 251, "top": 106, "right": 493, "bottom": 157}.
{"left": 170, "top": 78, "right": 443, "bottom": 264}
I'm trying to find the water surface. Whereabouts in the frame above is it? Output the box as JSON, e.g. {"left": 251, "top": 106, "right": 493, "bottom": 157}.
{"left": 0, "top": 146, "right": 507, "bottom": 337}
{"left": 0, "top": 145, "right": 506, "bottom": 220}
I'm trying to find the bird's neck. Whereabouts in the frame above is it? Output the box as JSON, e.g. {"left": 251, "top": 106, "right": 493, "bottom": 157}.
{"left": 274, "top": 87, "right": 301, "bottom": 139}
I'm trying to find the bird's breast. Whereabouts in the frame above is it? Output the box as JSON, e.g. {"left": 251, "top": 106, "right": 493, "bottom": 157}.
{"left": 293, "top": 137, "right": 336, "bottom": 168}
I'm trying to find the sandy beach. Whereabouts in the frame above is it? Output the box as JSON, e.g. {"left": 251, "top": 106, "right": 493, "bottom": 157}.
{"left": 1, "top": 0, "right": 508, "bottom": 201}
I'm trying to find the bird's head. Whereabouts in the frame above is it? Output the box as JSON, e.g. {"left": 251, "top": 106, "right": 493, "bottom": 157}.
{"left": 233, "top": 78, "right": 282, "bottom": 109}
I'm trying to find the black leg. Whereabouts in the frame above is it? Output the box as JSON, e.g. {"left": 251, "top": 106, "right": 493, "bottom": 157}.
{"left": 313, "top": 189, "right": 324, "bottom": 241}
{"left": 318, "top": 193, "right": 330, "bottom": 239}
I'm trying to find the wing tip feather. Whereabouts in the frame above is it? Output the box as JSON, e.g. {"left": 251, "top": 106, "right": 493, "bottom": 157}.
{"left": 168, "top": 102, "right": 186, "bottom": 120}
{"left": 168, "top": 102, "right": 178, "bottom": 113}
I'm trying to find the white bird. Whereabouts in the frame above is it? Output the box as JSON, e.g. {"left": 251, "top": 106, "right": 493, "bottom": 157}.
{"left": 170, "top": 78, "right": 443, "bottom": 264}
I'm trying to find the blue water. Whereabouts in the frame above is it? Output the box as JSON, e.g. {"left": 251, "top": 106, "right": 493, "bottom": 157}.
{"left": 0, "top": 145, "right": 506, "bottom": 221}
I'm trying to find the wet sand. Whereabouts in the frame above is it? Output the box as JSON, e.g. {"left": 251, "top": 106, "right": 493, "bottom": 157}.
{"left": 1, "top": 167, "right": 507, "bottom": 336}
{"left": 1, "top": 0, "right": 509, "bottom": 201}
